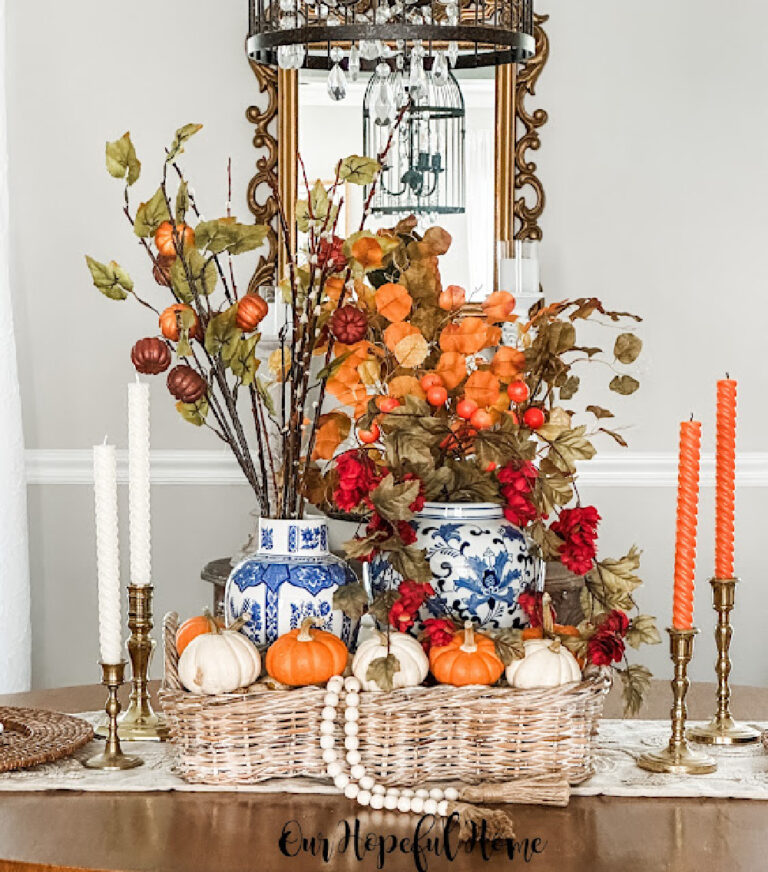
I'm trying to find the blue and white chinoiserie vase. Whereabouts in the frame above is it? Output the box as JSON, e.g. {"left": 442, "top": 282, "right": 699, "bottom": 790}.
{"left": 225, "top": 517, "right": 360, "bottom": 648}
{"left": 369, "top": 502, "right": 541, "bottom": 632}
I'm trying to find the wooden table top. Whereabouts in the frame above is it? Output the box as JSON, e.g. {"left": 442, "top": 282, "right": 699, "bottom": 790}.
{"left": 0, "top": 681, "right": 767, "bottom": 872}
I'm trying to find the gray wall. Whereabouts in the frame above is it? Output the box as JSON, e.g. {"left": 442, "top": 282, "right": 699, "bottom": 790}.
{"left": 8, "top": 0, "right": 768, "bottom": 690}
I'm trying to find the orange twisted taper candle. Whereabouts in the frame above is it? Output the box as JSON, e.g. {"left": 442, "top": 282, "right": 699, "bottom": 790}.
{"left": 673, "top": 420, "right": 701, "bottom": 630}
{"left": 715, "top": 379, "right": 736, "bottom": 579}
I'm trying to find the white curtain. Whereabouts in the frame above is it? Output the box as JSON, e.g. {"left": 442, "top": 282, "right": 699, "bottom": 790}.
{"left": 465, "top": 129, "right": 494, "bottom": 301}
{"left": 0, "top": 0, "right": 31, "bottom": 693}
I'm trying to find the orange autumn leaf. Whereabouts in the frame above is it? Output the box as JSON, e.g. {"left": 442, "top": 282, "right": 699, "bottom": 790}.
{"left": 438, "top": 285, "right": 466, "bottom": 311}
{"left": 350, "top": 236, "right": 384, "bottom": 269}
{"left": 464, "top": 370, "right": 501, "bottom": 408}
{"left": 436, "top": 351, "right": 467, "bottom": 390}
{"left": 327, "top": 367, "right": 369, "bottom": 408}
{"left": 335, "top": 340, "right": 374, "bottom": 370}
{"left": 439, "top": 317, "right": 490, "bottom": 355}
{"left": 387, "top": 375, "right": 426, "bottom": 400}
{"left": 420, "top": 226, "right": 453, "bottom": 255}
{"left": 357, "top": 359, "right": 381, "bottom": 385}
{"left": 490, "top": 346, "right": 526, "bottom": 381}
{"left": 486, "top": 325, "right": 502, "bottom": 347}
{"left": 375, "top": 282, "right": 413, "bottom": 322}
{"left": 312, "top": 414, "right": 350, "bottom": 461}
{"left": 483, "top": 291, "right": 517, "bottom": 323}
{"left": 384, "top": 321, "right": 421, "bottom": 353}
{"left": 394, "top": 332, "right": 429, "bottom": 368}
{"left": 324, "top": 276, "right": 345, "bottom": 304}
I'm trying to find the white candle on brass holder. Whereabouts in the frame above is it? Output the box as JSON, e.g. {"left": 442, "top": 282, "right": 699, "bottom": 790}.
{"left": 128, "top": 379, "right": 151, "bottom": 586}
{"left": 93, "top": 440, "right": 122, "bottom": 664}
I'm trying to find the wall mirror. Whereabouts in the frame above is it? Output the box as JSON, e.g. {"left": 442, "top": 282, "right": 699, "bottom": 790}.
{"left": 245, "top": 14, "right": 550, "bottom": 297}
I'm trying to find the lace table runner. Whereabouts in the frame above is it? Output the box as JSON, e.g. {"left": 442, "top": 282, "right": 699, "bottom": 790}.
{"left": 1, "top": 714, "right": 767, "bottom": 799}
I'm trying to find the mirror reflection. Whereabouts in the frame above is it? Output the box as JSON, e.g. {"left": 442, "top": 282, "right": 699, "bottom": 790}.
{"left": 299, "top": 68, "right": 495, "bottom": 300}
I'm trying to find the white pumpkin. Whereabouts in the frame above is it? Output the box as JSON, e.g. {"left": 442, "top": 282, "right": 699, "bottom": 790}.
{"left": 505, "top": 638, "right": 582, "bottom": 689}
{"left": 178, "top": 626, "right": 262, "bottom": 694}
{"left": 352, "top": 631, "right": 429, "bottom": 691}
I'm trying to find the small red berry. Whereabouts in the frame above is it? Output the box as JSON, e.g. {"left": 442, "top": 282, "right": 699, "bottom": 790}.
{"left": 427, "top": 385, "right": 448, "bottom": 407}
{"left": 420, "top": 373, "right": 444, "bottom": 392}
{"left": 523, "top": 407, "right": 546, "bottom": 430}
{"left": 485, "top": 461, "right": 498, "bottom": 472}
{"left": 456, "top": 398, "right": 478, "bottom": 420}
{"left": 470, "top": 409, "right": 494, "bottom": 430}
{"left": 378, "top": 396, "right": 400, "bottom": 413}
{"left": 358, "top": 422, "right": 381, "bottom": 444}
{"left": 507, "top": 381, "right": 530, "bottom": 403}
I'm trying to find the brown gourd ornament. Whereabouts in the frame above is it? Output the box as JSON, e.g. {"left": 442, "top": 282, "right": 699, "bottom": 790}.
{"left": 167, "top": 365, "right": 207, "bottom": 403}
{"left": 330, "top": 306, "right": 368, "bottom": 344}
{"left": 153, "top": 253, "right": 175, "bottom": 287}
{"left": 131, "top": 337, "right": 171, "bottom": 375}
{"left": 236, "top": 293, "right": 269, "bottom": 332}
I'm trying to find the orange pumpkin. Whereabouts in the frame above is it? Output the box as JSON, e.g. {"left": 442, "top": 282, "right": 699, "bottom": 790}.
{"left": 159, "top": 303, "right": 201, "bottom": 342}
{"left": 523, "top": 625, "right": 580, "bottom": 641}
{"left": 429, "top": 621, "right": 505, "bottom": 686}
{"left": 522, "top": 593, "right": 585, "bottom": 667}
{"left": 176, "top": 610, "right": 224, "bottom": 656}
{"left": 154, "top": 221, "right": 195, "bottom": 257}
{"left": 265, "top": 618, "right": 348, "bottom": 686}
{"left": 236, "top": 293, "right": 269, "bottom": 332}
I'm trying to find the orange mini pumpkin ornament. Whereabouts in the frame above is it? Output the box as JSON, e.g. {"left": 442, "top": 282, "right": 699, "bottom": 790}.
{"left": 265, "top": 618, "right": 348, "bottom": 686}
{"left": 159, "top": 303, "right": 201, "bottom": 342}
{"left": 154, "top": 221, "right": 195, "bottom": 257}
{"left": 429, "top": 621, "right": 505, "bottom": 686}
{"left": 236, "top": 293, "right": 269, "bottom": 332}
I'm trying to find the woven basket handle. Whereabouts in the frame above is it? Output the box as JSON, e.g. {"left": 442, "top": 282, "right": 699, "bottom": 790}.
{"left": 162, "top": 611, "right": 182, "bottom": 691}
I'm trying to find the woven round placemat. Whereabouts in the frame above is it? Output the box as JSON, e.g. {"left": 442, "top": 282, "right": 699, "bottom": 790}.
{"left": 0, "top": 707, "right": 94, "bottom": 773}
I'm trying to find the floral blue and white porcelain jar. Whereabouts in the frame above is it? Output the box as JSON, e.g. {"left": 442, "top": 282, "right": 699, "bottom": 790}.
{"left": 225, "top": 517, "right": 360, "bottom": 648}
{"left": 369, "top": 502, "right": 541, "bottom": 631}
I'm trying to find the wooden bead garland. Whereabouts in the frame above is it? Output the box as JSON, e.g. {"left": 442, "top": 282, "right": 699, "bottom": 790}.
{"left": 322, "top": 675, "right": 459, "bottom": 817}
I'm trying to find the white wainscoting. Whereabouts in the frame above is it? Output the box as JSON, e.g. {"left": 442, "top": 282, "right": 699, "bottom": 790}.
{"left": 24, "top": 449, "right": 768, "bottom": 488}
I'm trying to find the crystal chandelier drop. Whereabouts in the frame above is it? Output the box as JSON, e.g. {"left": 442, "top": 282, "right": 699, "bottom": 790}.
{"left": 247, "top": 0, "right": 535, "bottom": 101}
{"left": 363, "top": 66, "right": 465, "bottom": 215}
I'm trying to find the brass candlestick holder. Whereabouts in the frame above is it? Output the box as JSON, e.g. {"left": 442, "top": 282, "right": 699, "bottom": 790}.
{"left": 95, "top": 584, "right": 169, "bottom": 742}
{"left": 637, "top": 627, "right": 717, "bottom": 775}
{"left": 84, "top": 661, "right": 143, "bottom": 770}
{"left": 688, "top": 578, "right": 761, "bottom": 745}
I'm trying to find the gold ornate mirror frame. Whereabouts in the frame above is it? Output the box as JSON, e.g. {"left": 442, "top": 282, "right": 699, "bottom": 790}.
{"left": 246, "top": 14, "right": 549, "bottom": 291}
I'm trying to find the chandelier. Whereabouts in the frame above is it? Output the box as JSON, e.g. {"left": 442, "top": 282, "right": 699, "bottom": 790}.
{"left": 247, "top": 0, "right": 535, "bottom": 99}
{"left": 363, "top": 68, "right": 465, "bottom": 215}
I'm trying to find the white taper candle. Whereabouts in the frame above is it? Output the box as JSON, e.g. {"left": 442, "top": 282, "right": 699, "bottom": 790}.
{"left": 128, "top": 379, "right": 151, "bottom": 586}
{"left": 93, "top": 441, "right": 122, "bottom": 663}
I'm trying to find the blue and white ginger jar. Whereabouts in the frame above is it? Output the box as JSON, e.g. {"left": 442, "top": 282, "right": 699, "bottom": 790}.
{"left": 225, "top": 517, "right": 360, "bottom": 648}
{"left": 369, "top": 502, "right": 541, "bottom": 631}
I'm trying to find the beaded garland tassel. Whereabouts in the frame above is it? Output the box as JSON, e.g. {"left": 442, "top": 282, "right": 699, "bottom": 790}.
{"left": 320, "top": 675, "right": 518, "bottom": 838}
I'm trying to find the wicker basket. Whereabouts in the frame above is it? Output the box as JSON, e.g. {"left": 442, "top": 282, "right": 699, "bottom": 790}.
{"left": 160, "top": 612, "right": 610, "bottom": 787}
